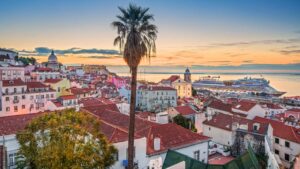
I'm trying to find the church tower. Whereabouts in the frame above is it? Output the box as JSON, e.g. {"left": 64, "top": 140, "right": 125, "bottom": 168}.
{"left": 184, "top": 67, "right": 191, "bottom": 82}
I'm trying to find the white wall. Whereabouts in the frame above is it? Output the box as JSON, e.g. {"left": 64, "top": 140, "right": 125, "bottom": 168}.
{"left": 147, "top": 140, "right": 209, "bottom": 169}
{"left": 111, "top": 137, "right": 148, "bottom": 169}
{"left": 203, "top": 124, "right": 234, "bottom": 146}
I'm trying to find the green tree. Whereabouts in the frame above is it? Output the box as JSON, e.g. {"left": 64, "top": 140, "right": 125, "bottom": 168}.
{"left": 112, "top": 4, "right": 158, "bottom": 169}
{"left": 16, "top": 109, "right": 116, "bottom": 169}
{"left": 17, "top": 57, "right": 37, "bottom": 65}
{"left": 173, "top": 114, "right": 197, "bottom": 132}
{"left": 192, "top": 87, "right": 197, "bottom": 96}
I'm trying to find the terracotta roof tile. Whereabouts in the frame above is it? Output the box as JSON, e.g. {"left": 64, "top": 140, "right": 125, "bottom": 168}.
{"left": 60, "top": 95, "right": 77, "bottom": 100}
{"left": 233, "top": 100, "right": 257, "bottom": 112}
{"left": 253, "top": 116, "right": 300, "bottom": 143}
{"left": 137, "top": 123, "right": 210, "bottom": 155}
{"left": 0, "top": 113, "right": 44, "bottom": 135}
{"left": 2, "top": 79, "right": 26, "bottom": 87}
{"left": 203, "top": 113, "right": 268, "bottom": 134}
{"left": 174, "top": 106, "right": 197, "bottom": 116}
{"left": 26, "top": 81, "right": 48, "bottom": 89}
{"left": 44, "top": 78, "right": 63, "bottom": 83}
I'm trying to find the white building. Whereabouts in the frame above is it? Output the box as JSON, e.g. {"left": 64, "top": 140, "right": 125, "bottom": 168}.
{"left": 0, "top": 65, "right": 25, "bottom": 81}
{"left": 0, "top": 79, "right": 56, "bottom": 116}
{"left": 232, "top": 100, "right": 266, "bottom": 119}
{"left": 46, "top": 95, "right": 80, "bottom": 111}
{"left": 30, "top": 67, "right": 60, "bottom": 82}
{"left": 137, "top": 86, "right": 177, "bottom": 112}
{"left": 0, "top": 48, "right": 18, "bottom": 65}
{"left": 254, "top": 117, "right": 300, "bottom": 168}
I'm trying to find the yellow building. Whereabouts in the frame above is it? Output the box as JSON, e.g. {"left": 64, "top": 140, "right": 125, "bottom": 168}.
{"left": 44, "top": 78, "right": 71, "bottom": 97}
{"left": 172, "top": 79, "right": 192, "bottom": 98}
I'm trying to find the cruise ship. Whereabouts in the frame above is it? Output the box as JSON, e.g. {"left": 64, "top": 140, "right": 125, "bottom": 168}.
{"left": 193, "top": 76, "right": 286, "bottom": 97}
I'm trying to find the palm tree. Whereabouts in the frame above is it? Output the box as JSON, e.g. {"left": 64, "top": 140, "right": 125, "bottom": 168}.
{"left": 112, "top": 4, "right": 157, "bottom": 169}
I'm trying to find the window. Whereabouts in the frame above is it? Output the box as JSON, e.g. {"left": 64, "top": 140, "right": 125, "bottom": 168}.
{"left": 13, "top": 88, "right": 17, "bottom": 93}
{"left": 6, "top": 107, "right": 10, "bottom": 112}
{"left": 285, "top": 154, "right": 290, "bottom": 161}
{"left": 9, "top": 153, "right": 17, "bottom": 166}
{"left": 5, "top": 88, "right": 8, "bottom": 94}
{"left": 14, "top": 106, "right": 18, "bottom": 112}
{"left": 22, "top": 105, "right": 25, "bottom": 109}
{"left": 285, "top": 141, "right": 290, "bottom": 148}
{"left": 22, "top": 87, "right": 25, "bottom": 93}
{"left": 5, "top": 97, "right": 9, "bottom": 101}
{"left": 194, "top": 150, "right": 200, "bottom": 160}
{"left": 275, "top": 138, "right": 279, "bottom": 144}
{"left": 275, "top": 149, "right": 279, "bottom": 155}
{"left": 113, "top": 151, "right": 119, "bottom": 161}
{"left": 22, "top": 95, "right": 26, "bottom": 99}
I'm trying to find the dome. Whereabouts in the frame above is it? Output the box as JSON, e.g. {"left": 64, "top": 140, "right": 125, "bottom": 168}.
{"left": 48, "top": 50, "right": 57, "bottom": 63}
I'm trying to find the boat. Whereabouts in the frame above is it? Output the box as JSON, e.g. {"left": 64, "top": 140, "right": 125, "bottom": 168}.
{"left": 193, "top": 76, "right": 286, "bottom": 97}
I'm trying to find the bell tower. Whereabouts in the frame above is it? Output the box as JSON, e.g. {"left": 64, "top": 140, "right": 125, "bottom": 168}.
{"left": 184, "top": 67, "right": 191, "bottom": 82}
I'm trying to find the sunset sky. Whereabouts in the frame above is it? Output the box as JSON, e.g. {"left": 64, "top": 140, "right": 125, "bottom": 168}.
{"left": 0, "top": 0, "right": 300, "bottom": 66}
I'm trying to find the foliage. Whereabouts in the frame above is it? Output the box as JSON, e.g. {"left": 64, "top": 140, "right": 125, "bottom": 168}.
{"left": 173, "top": 114, "right": 197, "bottom": 132}
{"left": 16, "top": 109, "right": 116, "bottom": 169}
{"left": 15, "top": 56, "right": 36, "bottom": 65}
{"left": 256, "top": 153, "right": 268, "bottom": 169}
{"left": 112, "top": 3, "right": 158, "bottom": 70}
{"left": 192, "top": 87, "right": 197, "bottom": 96}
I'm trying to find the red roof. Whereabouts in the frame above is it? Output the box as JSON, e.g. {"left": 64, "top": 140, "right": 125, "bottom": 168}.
{"left": 35, "top": 67, "right": 54, "bottom": 72}
{"left": 203, "top": 113, "right": 268, "bottom": 134}
{"left": 137, "top": 123, "right": 210, "bottom": 155}
{"left": 70, "top": 87, "right": 92, "bottom": 95}
{"left": 0, "top": 113, "right": 44, "bottom": 135}
{"left": 79, "top": 97, "right": 115, "bottom": 107}
{"left": 260, "top": 103, "right": 283, "bottom": 109}
{"left": 174, "top": 106, "right": 197, "bottom": 116}
{"left": 163, "top": 75, "right": 180, "bottom": 83}
{"left": 208, "top": 100, "right": 233, "bottom": 113}
{"left": 286, "top": 108, "right": 300, "bottom": 113}
{"left": 253, "top": 116, "right": 300, "bottom": 143}
{"left": 26, "top": 81, "right": 49, "bottom": 89}
{"left": 44, "top": 78, "right": 62, "bottom": 83}
{"left": 60, "top": 95, "right": 77, "bottom": 100}
{"left": 2, "top": 79, "right": 26, "bottom": 87}
{"left": 233, "top": 100, "right": 257, "bottom": 112}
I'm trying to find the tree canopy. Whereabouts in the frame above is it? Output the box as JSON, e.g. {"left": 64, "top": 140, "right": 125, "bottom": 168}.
{"left": 16, "top": 109, "right": 116, "bottom": 169}
{"left": 173, "top": 114, "right": 197, "bottom": 132}
{"left": 112, "top": 3, "right": 158, "bottom": 69}
{"left": 15, "top": 56, "right": 36, "bottom": 65}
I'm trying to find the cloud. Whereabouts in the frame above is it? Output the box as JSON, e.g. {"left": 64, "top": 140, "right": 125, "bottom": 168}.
{"left": 207, "top": 60, "right": 231, "bottom": 63}
{"left": 78, "top": 55, "right": 122, "bottom": 59}
{"left": 19, "top": 47, "right": 120, "bottom": 56}
{"left": 280, "top": 49, "right": 300, "bottom": 55}
{"left": 210, "top": 38, "right": 300, "bottom": 47}
{"left": 242, "top": 60, "right": 253, "bottom": 63}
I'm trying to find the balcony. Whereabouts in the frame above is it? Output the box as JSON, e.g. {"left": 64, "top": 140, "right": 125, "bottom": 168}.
{"left": 13, "top": 99, "right": 19, "bottom": 104}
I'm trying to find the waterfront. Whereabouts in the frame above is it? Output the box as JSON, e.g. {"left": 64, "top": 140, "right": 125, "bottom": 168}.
{"left": 108, "top": 66, "right": 300, "bottom": 97}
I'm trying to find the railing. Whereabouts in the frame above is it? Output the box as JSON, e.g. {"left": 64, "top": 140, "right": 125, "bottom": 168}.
{"left": 13, "top": 99, "right": 19, "bottom": 104}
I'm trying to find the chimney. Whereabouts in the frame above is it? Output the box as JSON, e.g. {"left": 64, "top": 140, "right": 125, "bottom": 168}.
{"left": 154, "top": 137, "right": 161, "bottom": 151}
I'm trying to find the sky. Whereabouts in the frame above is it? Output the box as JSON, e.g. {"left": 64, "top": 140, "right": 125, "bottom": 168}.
{"left": 0, "top": 0, "right": 300, "bottom": 66}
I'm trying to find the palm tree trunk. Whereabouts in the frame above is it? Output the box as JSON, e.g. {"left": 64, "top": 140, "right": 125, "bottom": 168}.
{"left": 128, "top": 66, "right": 137, "bottom": 169}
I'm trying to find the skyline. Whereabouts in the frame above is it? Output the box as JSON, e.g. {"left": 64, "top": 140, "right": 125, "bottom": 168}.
{"left": 1, "top": 0, "right": 300, "bottom": 66}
